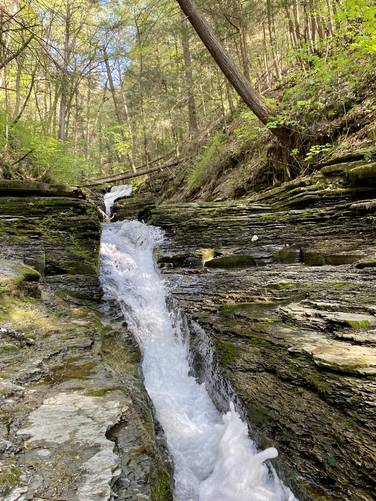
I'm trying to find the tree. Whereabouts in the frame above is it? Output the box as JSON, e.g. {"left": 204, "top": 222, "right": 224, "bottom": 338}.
{"left": 181, "top": 13, "right": 198, "bottom": 137}
{"left": 103, "top": 47, "right": 136, "bottom": 172}
{"left": 1, "top": 0, "right": 373, "bottom": 185}
{"left": 175, "top": 0, "right": 291, "bottom": 144}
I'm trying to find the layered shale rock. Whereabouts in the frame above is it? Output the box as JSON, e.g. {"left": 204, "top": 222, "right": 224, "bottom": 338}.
{"left": 114, "top": 158, "right": 376, "bottom": 501}
{"left": 0, "top": 181, "right": 171, "bottom": 501}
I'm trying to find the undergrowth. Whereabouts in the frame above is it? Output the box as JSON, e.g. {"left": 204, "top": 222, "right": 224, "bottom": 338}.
{"left": 150, "top": 43, "right": 376, "bottom": 202}
{"left": 187, "top": 132, "right": 227, "bottom": 192}
{"left": 0, "top": 113, "right": 94, "bottom": 185}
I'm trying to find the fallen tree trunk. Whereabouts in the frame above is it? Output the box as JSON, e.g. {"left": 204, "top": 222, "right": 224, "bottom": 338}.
{"left": 90, "top": 153, "right": 173, "bottom": 183}
{"left": 81, "top": 159, "right": 183, "bottom": 187}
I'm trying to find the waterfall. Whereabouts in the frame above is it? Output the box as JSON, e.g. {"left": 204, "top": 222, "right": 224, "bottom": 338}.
{"left": 104, "top": 184, "right": 133, "bottom": 215}
{"left": 100, "top": 219, "right": 297, "bottom": 501}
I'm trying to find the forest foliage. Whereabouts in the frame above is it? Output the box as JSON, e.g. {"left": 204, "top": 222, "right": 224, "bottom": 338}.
{"left": 0, "top": 0, "right": 375, "bottom": 187}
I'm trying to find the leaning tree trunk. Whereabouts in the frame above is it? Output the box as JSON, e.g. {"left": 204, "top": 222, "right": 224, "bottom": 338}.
{"left": 175, "top": 0, "right": 291, "bottom": 145}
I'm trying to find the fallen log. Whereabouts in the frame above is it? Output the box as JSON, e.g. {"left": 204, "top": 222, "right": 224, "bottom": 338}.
{"left": 91, "top": 153, "right": 173, "bottom": 183}
{"left": 81, "top": 159, "right": 183, "bottom": 187}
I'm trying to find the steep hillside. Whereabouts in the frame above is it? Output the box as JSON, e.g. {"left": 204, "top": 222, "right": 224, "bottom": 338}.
{"left": 132, "top": 63, "right": 375, "bottom": 204}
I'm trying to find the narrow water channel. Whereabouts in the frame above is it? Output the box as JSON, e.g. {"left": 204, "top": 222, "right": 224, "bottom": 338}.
{"left": 100, "top": 218, "right": 297, "bottom": 501}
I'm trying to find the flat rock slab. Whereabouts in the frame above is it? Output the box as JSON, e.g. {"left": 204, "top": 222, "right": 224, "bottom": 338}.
{"left": 281, "top": 303, "right": 376, "bottom": 331}
{"left": 289, "top": 338, "right": 376, "bottom": 375}
{"left": 17, "top": 392, "right": 124, "bottom": 501}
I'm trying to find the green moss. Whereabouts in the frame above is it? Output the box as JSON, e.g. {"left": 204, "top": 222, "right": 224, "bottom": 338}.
{"left": 206, "top": 254, "right": 259, "bottom": 268}
{"left": 84, "top": 388, "right": 117, "bottom": 397}
{"left": 0, "top": 464, "right": 21, "bottom": 490}
{"left": 101, "top": 331, "right": 140, "bottom": 377}
{"left": 247, "top": 402, "right": 271, "bottom": 428}
{"left": 345, "top": 319, "right": 371, "bottom": 330}
{"left": 45, "top": 360, "right": 96, "bottom": 384}
{"left": 324, "top": 357, "right": 370, "bottom": 375}
{"left": 346, "top": 417, "right": 358, "bottom": 430}
{"left": 51, "top": 231, "right": 99, "bottom": 276}
{"left": 32, "top": 202, "right": 100, "bottom": 276}
{"left": 143, "top": 415, "right": 154, "bottom": 435}
{"left": 187, "top": 132, "right": 227, "bottom": 191}
{"left": 258, "top": 212, "right": 287, "bottom": 222}
{"left": 0, "top": 294, "right": 64, "bottom": 334}
{"left": 303, "top": 249, "right": 361, "bottom": 266}
{"left": 220, "top": 303, "right": 242, "bottom": 317}
{"left": 201, "top": 247, "right": 221, "bottom": 264}
{"left": 219, "top": 302, "right": 276, "bottom": 320}
{"left": 323, "top": 281, "right": 353, "bottom": 289}
{"left": 216, "top": 339, "right": 240, "bottom": 366}
{"left": 303, "top": 371, "right": 331, "bottom": 395}
{"left": 0, "top": 343, "right": 19, "bottom": 353}
{"left": 0, "top": 263, "right": 40, "bottom": 297}
{"left": 151, "top": 469, "right": 173, "bottom": 501}
{"left": 273, "top": 247, "right": 299, "bottom": 264}
{"left": 15, "top": 264, "right": 41, "bottom": 283}
{"left": 246, "top": 334, "right": 273, "bottom": 347}
{"left": 267, "top": 281, "right": 294, "bottom": 290}
{"left": 348, "top": 162, "right": 376, "bottom": 185}
{"left": 0, "top": 281, "right": 12, "bottom": 294}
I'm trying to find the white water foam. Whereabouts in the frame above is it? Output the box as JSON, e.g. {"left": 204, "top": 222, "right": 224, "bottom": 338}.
{"left": 100, "top": 220, "right": 297, "bottom": 501}
{"left": 104, "top": 184, "right": 133, "bottom": 215}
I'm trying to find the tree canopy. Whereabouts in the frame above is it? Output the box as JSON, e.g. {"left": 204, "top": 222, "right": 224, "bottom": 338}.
{"left": 0, "top": 0, "right": 375, "bottom": 184}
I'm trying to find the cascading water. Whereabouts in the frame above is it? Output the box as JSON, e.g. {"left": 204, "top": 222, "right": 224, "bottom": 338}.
{"left": 104, "top": 184, "right": 133, "bottom": 215}
{"left": 100, "top": 219, "right": 298, "bottom": 501}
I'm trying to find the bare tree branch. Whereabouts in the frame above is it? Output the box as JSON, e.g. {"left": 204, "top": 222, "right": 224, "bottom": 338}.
{"left": 0, "top": 34, "right": 34, "bottom": 71}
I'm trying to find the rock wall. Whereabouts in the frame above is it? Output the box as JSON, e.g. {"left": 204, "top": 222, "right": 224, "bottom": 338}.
{"left": 115, "top": 159, "right": 376, "bottom": 500}
{"left": 0, "top": 181, "right": 172, "bottom": 501}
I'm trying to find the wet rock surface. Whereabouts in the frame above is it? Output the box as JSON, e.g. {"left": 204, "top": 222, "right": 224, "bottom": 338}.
{"left": 115, "top": 160, "right": 376, "bottom": 500}
{"left": 0, "top": 185, "right": 172, "bottom": 500}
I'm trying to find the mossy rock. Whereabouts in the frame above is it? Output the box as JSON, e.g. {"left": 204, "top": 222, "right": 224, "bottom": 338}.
{"left": 219, "top": 302, "right": 276, "bottom": 320}
{"left": 57, "top": 287, "right": 98, "bottom": 301}
{"left": 267, "top": 281, "right": 294, "bottom": 290}
{"left": 246, "top": 401, "right": 272, "bottom": 429}
{"left": 0, "top": 180, "right": 84, "bottom": 198}
{"left": 0, "top": 262, "right": 40, "bottom": 297}
{"left": 205, "top": 254, "right": 260, "bottom": 268}
{"left": 348, "top": 162, "right": 376, "bottom": 186}
{"left": 84, "top": 387, "right": 119, "bottom": 397}
{"left": 45, "top": 359, "right": 96, "bottom": 384}
{"left": 355, "top": 256, "right": 376, "bottom": 269}
{"left": 273, "top": 246, "right": 301, "bottom": 264}
{"left": 345, "top": 319, "right": 371, "bottom": 330}
{"left": 303, "top": 251, "right": 360, "bottom": 266}
{"left": 15, "top": 264, "right": 41, "bottom": 283}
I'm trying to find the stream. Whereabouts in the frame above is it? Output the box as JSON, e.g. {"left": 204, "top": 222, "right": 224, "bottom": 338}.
{"left": 100, "top": 191, "right": 298, "bottom": 501}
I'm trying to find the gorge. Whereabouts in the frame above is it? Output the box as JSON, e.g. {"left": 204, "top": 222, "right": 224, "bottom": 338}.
{"left": 0, "top": 153, "right": 375, "bottom": 500}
